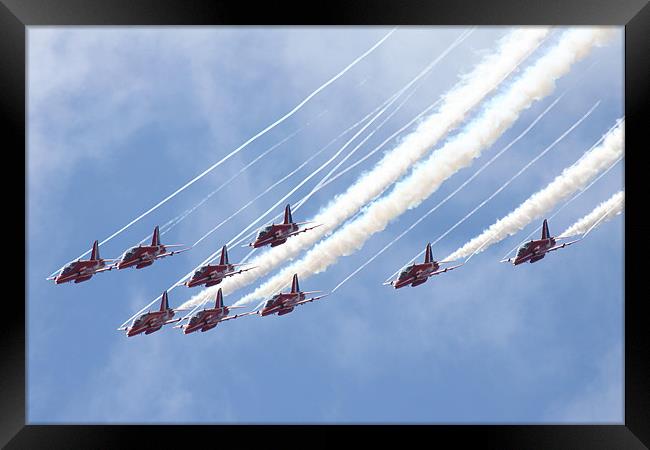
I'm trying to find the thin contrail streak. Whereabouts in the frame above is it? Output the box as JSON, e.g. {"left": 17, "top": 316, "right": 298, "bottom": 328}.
{"left": 56, "top": 28, "right": 397, "bottom": 279}
{"left": 445, "top": 119, "right": 624, "bottom": 261}
{"left": 120, "top": 31, "right": 443, "bottom": 328}
{"left": 117, "top": 98, "right": 396, "bottom": 329}
{"left": 177, "top": 39, "right": 448, "bottom": 282}
{"left": 218, "top": 28, "right": 475, "bottom": 251}
{"left": 235, "top": 94, "right": 446, "bottom": 249}
{"left": 226, "top": 90, "right": 429, "bottom": 250}
{"left": 190, "top": 119, "right": 361, "bottom": 249}
{"left": 383, "top": 97, "right": 599, "bottom": 282}
{"left": 135, "top": 114, "right": 322, "bottom": 246}
{"left": 338, "top": 97, "right": 598, "bottom": 291}
{"left": 224, "top": 89, "right": 421, "bottom": 248}
{"left": 227, "top": 28, "right": 613, "bottom": 307}
{"left": 157, "top": 111, "right": 326, "bottom": 238}
{"left": 501, "top": 155, "right": 622, "bottom": 260}
{"left": 559, "top": 190, "right": 624, "bottom": 238}
{"left": 291, "top": 28, "right": 476, "bottom": 213}
{"left": 178, "top": 28, "right": 552, "bottom": 309}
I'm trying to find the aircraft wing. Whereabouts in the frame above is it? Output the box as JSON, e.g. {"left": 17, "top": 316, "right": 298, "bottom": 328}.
{"left": 224, "top": 266, "right": 258, "bottom": 278}
{"left": 382, "top": 274, "right": 415, "bottom": 286}
{"left": 383, "top": 268, "right": 418, "bottom": 286}
{"left": 222, "top": 311, "right": 257, "bottom": 321}
{"left": 500, "top": 257, "right": 514, "bottom": 263}
{"left": 95, "top": 265, "right": 116, "bottom": 273}
{"left": 164, "top": 318, "right": 182, "bottom": 325}
{"left": 546, "top": 238, "right": 581, "bottom": 253}
{"left": 427, "top": 263, "right": 464, "bottom": 277}
{"left": 294, "top": 293, "right": 329, "bottom": 307}
{"left": 156, "top": 247, "right": 192, "bottom": 259}
{"left": 287, "top": 224, "right": 323, "bottom": 237}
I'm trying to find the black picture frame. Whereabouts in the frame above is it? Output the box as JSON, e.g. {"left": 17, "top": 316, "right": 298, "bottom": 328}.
{"left": 4, "top": 0, "right": 647, "bottom": 447}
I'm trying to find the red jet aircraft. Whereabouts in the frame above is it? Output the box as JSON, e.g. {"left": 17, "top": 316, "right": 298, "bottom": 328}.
{"left": 248, "top": 204, "right": 321, "bottom": 248}
{"left": 385, "top": 243, "right": 463, "bottom": 289}
{"left": 501, "top": 219, "right": 580, "bottom": 266}
{"left": 115, "top": 225, "right": 190, "bottom": 270}
{"left": 174, "top": 289, "right": 251, "bottom": 334}
{"left": 47, "top": 240, "right": 115, "bottom": 284}
{"left": 122, "top": 291, "right": 180, "bottom": 337}
{"left": 184, "top": 245, "right": 255, "bottom": 288}
{"left": 258, "top": 274, "right": 327, "bottom": 317}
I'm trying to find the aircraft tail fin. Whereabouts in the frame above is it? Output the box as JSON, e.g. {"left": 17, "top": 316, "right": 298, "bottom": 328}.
{"left": 283, "top": 204, "right": 293, "bottom": 225}
{"left": 90, "top": 240, "right": 100, "bottom": 260}
{"left": 160, "top": 291, "right": 170, "bottom": 311}
{"left": 215, "top": 288, "right": 224, "bottom": 309}
{"left": 541, "top": 219, "right": 550, "bottom": 240}
{"left": 151, "top": 225, "right": 161, "bottom": 247}
{"left": 290, "top": 273, "right": 300, "bottom": 293}
{"left": 424, "top": 242, "right": 433, "bottom": 264}
{"left": 219, "top": 245, "right": 229, "bottom": 265}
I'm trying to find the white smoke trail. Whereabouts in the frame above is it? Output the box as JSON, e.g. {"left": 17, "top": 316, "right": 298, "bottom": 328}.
{"left": 193, "top": 57, "right": 429, "bottom": 253}
{"left": 215, "top": 28, "right": 474, "bottom": 250}
{"left": 445, "top": 120, "right": 624, "bottom": 261}
{"left": 220, "top": 91, "right": 421, "bottom": 250}
{"left": 120, "top": 30, "right": 464, "bottom": 326}
{"left": 195, "top": 85, "right": 422, "bottom": 250}
{"left": 559, "top": 191, "right": 624, "bottom": 238}
{"left": 56, "top": 28, "right": 397, "bottom": 278}
{"left": 332, "top": 93, "right": 585, "bottom": 292}
{"left": 222, "top": 27, "right": 614, "bottom": 307}
{"left": 162, "top": 71, "right": 431, "bottom": 244}
{"left": 188, "top": 75, "right": 427, "bottom": 251}
{"left": 289, "top": 28, "right": 477, "bottom": 213}
{"left": 178, "top": 28, "right": 553, "bottom": 309}
{"left": 292, "top": 97, "right": 441, "bottom": 212}
{"left": 501, "top": 155, "right": 622, "bottom": 259}
{"left": 234, "top": 93, "right": 446, "bottom": 249}
{"left": 380, "top": 95, "right": 596, "bottom": 284}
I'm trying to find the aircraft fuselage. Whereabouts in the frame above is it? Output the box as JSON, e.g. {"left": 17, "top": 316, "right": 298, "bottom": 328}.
{"left": 185, "top": 264, "right": 236, "bottom": 288}
{"left": 127, "top": 310, "right": 175, "bottom": 337}
{"left": 183, "top": 307, "right": 230, "bottom": 334}
{"left": 259, "top": 292, "right": 304, "bottom": 316}
{"left": 393, "top": 261, "right": 440, "bottom": 289}
{"left": 55, "top": 260, "right": 108, "bottom": 284}
{"left": 513, "top": 237, "right": 556, "bottom": 265}
{"left": 117, "top": 245, "right": 166, "bottom": 269}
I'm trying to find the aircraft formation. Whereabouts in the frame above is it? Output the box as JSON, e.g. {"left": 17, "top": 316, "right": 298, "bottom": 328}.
{"left": 42, "top": 27, "right": 623, "bottom": 340}
{"left": 49, "top": 201, "right": 584, "bottom": 338}
{"left": 48, "top": 204, "right": 334, "bottom": 337}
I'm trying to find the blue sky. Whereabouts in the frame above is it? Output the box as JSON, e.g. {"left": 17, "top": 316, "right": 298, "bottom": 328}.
{"left": 27, "top": 26, "right": 624, "bottom": 423}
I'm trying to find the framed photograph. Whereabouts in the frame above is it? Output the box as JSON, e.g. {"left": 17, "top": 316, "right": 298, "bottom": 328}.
{"left": 5, "top": 0, "right": 647, "bottom": 447}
